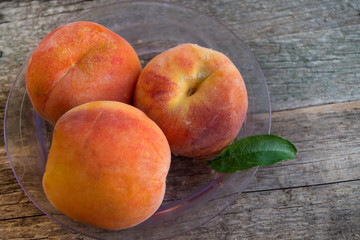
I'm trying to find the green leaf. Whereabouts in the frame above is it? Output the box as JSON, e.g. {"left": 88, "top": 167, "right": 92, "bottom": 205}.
{"left": 207, "top": 134, "right": 297, "bottom": 173}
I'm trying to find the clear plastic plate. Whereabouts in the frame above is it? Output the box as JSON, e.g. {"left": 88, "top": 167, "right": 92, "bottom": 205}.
{"left": 4, "top": 1, "right": 271, "bottom": 239}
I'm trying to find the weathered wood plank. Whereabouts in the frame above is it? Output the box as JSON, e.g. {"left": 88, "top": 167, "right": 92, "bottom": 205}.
{"left": 0, "top": 149, "right": 18, "bottom": 188}
{"left": 2, "top": 100, "right": 359, "bottom": 206}
{"left": 1, "top": 0, "right": 359, "bottom": 112}
{"left": 176, "top": 180, "right": 360, "bottom": 240}
{"left": 1, "top": 180, "right": 358, "bottom": 240}
{"left": 1, "top": 0, "right": 359, "bottom": 239}
{"left": 250, "top": 24, "right": 360, "bottom": 111}
{"left": 247, "top": 100, "right": 360, "bottom": 192}
{"left": 183, "top": 0, "right": 360, "bottom": 41}
{"left": 192, "top": 0, "right": 360, "bottom": 111}
{"left": 1, "top": 100, "right": 359, "bottom": 239}
{"left": 0, "top": 214, "right": 89, "bottom": 240}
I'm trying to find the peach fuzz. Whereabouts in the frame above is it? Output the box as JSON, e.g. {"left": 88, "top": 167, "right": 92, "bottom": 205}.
{"left": 26, "top": 21, "right": 141, "bottom": 125}
{"left": 134, "top": 44, "right": 248, "bottom": 159}
{"left": 42, "top": 101, "right": 171, "bottom": 230}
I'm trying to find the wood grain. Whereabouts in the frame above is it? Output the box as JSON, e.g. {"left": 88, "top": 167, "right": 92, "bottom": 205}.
{"left": 1, "top": 0, "right": 359, "bottom": 239}
{"left": 2, "top": 181, "right": 359, "bottom": 240}
{"left": 248, "top": 100, "right": 360, "bottom": 192}
{"left": 173, "top": 0, "right": 360, "bottom": 111}
{"left": 177, "top": 180, "right": 360, "bottom": 240}
{"left": 1, "top": 101, "right": 359, "bottom": 239}
{"left": 1, "top": 0, "right": 359, "bottom": 111}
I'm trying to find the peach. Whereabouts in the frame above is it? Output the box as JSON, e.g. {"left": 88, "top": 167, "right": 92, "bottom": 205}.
{"left": 26, "top": 21, "right": 141, "bottom": 125}
{"left": 134, "top": 44, "right": 248, "bottom": 158}
{"left": 42, "top": 101, "right": 171, "bottom": 230}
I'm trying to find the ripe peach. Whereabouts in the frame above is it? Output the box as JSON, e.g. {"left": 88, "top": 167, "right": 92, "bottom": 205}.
{"left": 134, "top": 44, "right": 248, "bottom": 159}
{"left": 26, "top": 21, "right": 141, "bottom": 125}
{"left": 42, "top": 101, "right": 171, "bottom": 230}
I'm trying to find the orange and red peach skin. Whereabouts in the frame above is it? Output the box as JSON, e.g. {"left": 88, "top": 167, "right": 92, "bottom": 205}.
{"left": 26, "top": 21, "right": 142, "bottom": 125}
{"left": 42, "top": 101, "right": 171, "bottom": 230}
{"left": 134, "top": 44, "right": 248, "bottom": 158}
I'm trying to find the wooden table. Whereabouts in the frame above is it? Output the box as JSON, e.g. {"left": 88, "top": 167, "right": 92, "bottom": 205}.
{"left": 1, "top": 1, "right": 359, "bottom": 239}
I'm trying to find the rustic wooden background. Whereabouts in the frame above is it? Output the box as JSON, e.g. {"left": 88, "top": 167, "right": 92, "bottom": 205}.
{"left": 1, "top": 0, "right": 359, "bottom": 239}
